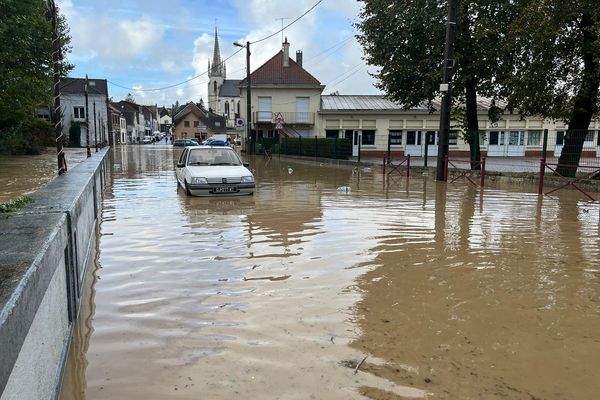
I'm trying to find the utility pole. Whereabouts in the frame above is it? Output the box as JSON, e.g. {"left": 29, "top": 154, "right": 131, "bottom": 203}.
{"left": 436, "top": 0, "right": 457, "bottom": 181}
{"left": 46, "top": 0, "right": 67, "bottom": 174}
{"left": 85, "top": 75, "right": 91, "bottom": 157}
{"left": 234, "top": 41, "right": 252, "bottom": 153}
{"left": 93, "top": 101, "right": 98, "bottom": 152}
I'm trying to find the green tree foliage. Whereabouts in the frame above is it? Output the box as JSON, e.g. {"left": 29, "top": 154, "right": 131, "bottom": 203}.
{"left": 0, "top": 0, "right": 72, "bottom": 154}
{"left": 355, "top": 0, "right": 513, "bottom": 166}
{"left": 501, "top": 0, "right": 600, "bottom": 176}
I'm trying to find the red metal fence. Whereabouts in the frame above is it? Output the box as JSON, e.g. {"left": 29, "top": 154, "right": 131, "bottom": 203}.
{"left": 444, "top": 156, "right": 486, "bottom": 187}
{"left": 382, "top": 154, "right": 410, "bottom": 177}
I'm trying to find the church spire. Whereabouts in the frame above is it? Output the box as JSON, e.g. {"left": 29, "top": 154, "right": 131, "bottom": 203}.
{"left": 210, "top": 26, "right": 223, "bottom": 77}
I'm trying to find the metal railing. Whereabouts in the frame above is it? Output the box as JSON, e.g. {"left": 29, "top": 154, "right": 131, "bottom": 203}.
{"left": 253, "top": 111, "right": 315, "bottom": 125}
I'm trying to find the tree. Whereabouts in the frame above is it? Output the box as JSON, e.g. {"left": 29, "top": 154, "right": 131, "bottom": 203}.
{"left": 0, "top": 0, "right": 72, "bottom": 143}
{"left": 125, "top": 93, "right": 136, "bottom": 103}
{"left": 356, "top": 0, "right": 512, "bottom": 168}
{"left": 501, "top": 0, "right": 600, "bottom": 176}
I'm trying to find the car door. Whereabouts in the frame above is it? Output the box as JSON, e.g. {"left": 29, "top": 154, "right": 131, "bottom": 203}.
{"left": 176, "top": 148, "right": 188, "bottom": 184}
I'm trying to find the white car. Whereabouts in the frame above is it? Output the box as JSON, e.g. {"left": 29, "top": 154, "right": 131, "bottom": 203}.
{"left": 175, "top": 146, "right": 255, "bottom": 196}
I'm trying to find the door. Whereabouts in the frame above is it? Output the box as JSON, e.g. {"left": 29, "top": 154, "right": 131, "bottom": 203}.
{"left": 295, "top": 97, "right": 310, "bottom": 123}
{"left": 344, "top": 130, "right": 360, "bottom": 157}
{"left": 554, "top": 131, "right": 564, "bottom": 157}
{"left": 506, "top": 131, "right": 525, "bottom": 156}
{"left": 405, "top": 130, "right": 423, "bottom": 156}
{"left": 487, "top": 131, "right": 505, "bottom": 156}
{"left": 424, "top": 131, "right": 437, "bottom": 157}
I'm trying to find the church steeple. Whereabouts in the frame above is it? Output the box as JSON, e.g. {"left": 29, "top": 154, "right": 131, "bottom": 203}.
{"left": 210, "top": 27, "right": 224, "bottom": 78}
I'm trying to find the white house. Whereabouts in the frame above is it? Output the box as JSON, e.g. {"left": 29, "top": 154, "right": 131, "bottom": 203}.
{"left": 60, "top": 77, "right": 109, "bottom": 147}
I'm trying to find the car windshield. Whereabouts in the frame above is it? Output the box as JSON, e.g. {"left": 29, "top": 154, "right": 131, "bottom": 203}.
{"left": 187, "top": 148, "right": 242, "bottom": 166}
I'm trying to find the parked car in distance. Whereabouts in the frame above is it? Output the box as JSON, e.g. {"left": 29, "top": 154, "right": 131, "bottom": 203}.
{"left": 173, "top": 139, "right": 200, "bottom": 147}
{"left": 175, "top": 146, "right": 254, "bottom": 196}
{"left": 142, "top": 135, "right": 153, "bottom": 144}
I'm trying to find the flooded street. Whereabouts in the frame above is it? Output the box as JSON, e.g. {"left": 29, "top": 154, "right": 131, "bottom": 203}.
{"left": 0, "top": 148, "right": 88, "bottom": 203}
{"left": 60, "top": 145, "right": 600, "bottom": 399}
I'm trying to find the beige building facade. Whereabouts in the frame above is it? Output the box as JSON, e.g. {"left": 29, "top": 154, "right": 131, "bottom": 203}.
{"left": 317, "top": 96, "right": 600, "bottom": 158}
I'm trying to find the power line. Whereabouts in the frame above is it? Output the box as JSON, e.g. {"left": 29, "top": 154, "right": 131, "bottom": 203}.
{"left": 108, "top": 47, "right": 244, "bottom": 92}
{"left": 107, "top": 0, "right": 323, "bottom": 93}
{"left": 250, "top": 0, "right": 324, "bottom": 44}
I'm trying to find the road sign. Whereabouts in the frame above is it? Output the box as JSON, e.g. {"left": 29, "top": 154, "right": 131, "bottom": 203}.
{"left": 236, "top": 118, "right": 244, "bottom": 127}
{"left": 274, "top": 112, "right": 284, "bottom": 123}
{"left": 275, "top": 122, "right": 283, "bottom": 130}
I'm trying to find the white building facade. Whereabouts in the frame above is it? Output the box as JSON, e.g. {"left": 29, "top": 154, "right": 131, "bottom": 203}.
{"left": 60, "top": 77, "right": 109, "bottom": 147}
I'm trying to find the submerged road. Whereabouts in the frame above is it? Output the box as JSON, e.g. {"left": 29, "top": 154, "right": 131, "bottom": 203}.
{"left": 59, "top": 145, "right": 600, "bottom": 400}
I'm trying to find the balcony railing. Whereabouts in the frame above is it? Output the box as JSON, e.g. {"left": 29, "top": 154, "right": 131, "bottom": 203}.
{"left": 253, "top": 111, "right": 315, "bottom": 125}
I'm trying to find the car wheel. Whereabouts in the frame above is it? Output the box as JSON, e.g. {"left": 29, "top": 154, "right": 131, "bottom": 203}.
{"left": 184, "top": 180, "right": 192, "bottom": 196}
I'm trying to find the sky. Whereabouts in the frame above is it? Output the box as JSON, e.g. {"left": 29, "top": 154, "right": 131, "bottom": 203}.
{"left": 57, "top": 0, "right": 381, "bottom": 107}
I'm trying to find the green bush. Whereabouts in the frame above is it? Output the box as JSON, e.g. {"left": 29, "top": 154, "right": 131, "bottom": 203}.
{"left": 69, "top": 122, "right": 82, "bottom": 147}
{"left": 0, "top": 119, "right": 54, "bottom": 155}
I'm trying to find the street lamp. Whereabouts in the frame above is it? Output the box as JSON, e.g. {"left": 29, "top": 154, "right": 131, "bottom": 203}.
{"left": 234, "top": 41, "right": 252, "bottom": 153}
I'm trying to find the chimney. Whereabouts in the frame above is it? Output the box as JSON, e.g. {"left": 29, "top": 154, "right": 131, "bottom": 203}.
{"left": 283, "top": 37, "right": 290, "bottom": 67}
{"left": 296, "top": 50, "right": 303, "bottom": 67}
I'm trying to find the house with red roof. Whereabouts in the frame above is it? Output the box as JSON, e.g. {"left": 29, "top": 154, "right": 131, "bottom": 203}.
{"left": 239, "top": 38, "right": 325, "bottom": 141}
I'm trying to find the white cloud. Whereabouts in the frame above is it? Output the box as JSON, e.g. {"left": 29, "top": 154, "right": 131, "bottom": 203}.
{"left": 59, "top": 0, "right": 165, "bottom": 66}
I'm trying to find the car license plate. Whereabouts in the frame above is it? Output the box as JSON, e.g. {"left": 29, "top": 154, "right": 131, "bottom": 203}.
{"left": 213, "top": 186, "right": 237, "bottom": 193}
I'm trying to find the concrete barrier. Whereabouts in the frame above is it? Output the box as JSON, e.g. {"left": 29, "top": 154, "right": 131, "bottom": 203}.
{"left": 0, "top": 148, "right": 110, "bottom": 400}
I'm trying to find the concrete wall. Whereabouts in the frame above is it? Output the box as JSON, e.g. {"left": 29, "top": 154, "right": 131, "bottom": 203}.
{"left": 0, "top": 149, "right": 110, "bottom": 400}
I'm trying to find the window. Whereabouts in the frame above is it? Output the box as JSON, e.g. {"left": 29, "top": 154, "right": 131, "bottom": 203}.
{"left": 489, "top": 131, "right": 505, "bottom": 145}
{"left": 184, "top": 121, "right": 190, "bottom": 127}
{"left": 257, "top": 96, "right": 272, "bottom": 121}
{"left": 425, "top": 131, "right": 436, "bottom": 145}
{"left": 215, "top": 121, "right": 221, "bottom": 127}
{"left": 361, "top": 130, "right": 375, "bottom": 145}
{"left": 73, "top": 106, "right": 85, "bottom": 119}
{"left": 194, "top": 121, "right": 199, "bottom": 128}
{"left": 527, "top": 130, "right": 541, "bottom": 146}
{"left": 585, "top": 130, "right": 594, "bottom": 142}
{"left": 213, "top": 81, "right": 217, "bottom": 93}
{"left": 296, "top": 97, "right": 310, "bottom": 123}
{"left": 406, "top": 131, "right": 420, "bottom": 145}
{"left": 326, "top": 130, "right": 339, "bottom": 138}
{"left": 556, "top": 131, "right": 564, "bottom": 145}
{"left": 389, "top": 130, "right": 402, "bottom": 145}
{"left": 449, "top": 130, "right": 458, "bottom": 145}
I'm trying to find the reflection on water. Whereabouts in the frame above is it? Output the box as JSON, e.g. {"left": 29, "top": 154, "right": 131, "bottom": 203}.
{"left": 0, "top": 148, "right": 88, "bottom": 203}
{"left": 61, "top": 145, "right": 600, "bottom": 399}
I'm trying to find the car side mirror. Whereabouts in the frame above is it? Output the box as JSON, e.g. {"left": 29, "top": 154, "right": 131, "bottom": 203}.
{"left": 243, "top": 162, "right": 250, "bottom": 168}
{"left": 177, "top": 163, "right": 184, "bottom": 168}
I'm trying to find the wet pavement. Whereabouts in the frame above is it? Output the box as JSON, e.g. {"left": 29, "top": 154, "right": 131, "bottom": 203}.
{"left": 0, "top": 148, "right": 88, "bottom": 203}
{"left": 59, "top": 145, "right": 600, "bottom": 399}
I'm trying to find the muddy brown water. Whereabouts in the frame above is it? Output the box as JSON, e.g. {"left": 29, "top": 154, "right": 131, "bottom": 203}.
{"left": 0, "top": 148, "right": 88, "bottom": 203}
{"left": 58, "top": 145, "right": 600, "bottom": 399}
